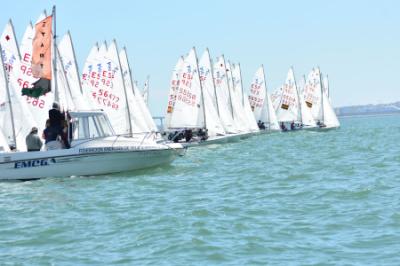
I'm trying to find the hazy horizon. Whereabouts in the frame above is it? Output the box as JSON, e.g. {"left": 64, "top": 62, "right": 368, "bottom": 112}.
{"left": 2, "top": 0, "right": 399, "bottom": 116}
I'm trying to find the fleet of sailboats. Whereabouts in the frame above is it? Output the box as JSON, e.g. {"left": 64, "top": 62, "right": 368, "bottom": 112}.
{"left": 0, "top": 6, "right": 340, "bottom": 180}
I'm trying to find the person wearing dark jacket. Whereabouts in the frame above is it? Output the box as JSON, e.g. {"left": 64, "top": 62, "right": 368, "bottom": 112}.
{"left": 49, "top": 102, "right": 64, "bottom": 127}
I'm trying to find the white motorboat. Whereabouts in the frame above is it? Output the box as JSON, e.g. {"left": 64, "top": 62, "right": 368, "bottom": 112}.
{"left": 0, "top": 111, "right": 184, "bottom": 180}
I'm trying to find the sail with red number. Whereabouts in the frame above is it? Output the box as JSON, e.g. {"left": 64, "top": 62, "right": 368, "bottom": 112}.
{"left": 168, "top": 47, "right": 205, "bottom": 129}
{"left": 198, "top": 49, "right": 226, "bottom": 137}
{"left": 248, "top": 66, "right": 279, "bottom": 131}
{"left": 0, "top": 20, "right": 37, "bottom": 151}
{"left": 165, "top": 56, "right": 184, "bottom": 130}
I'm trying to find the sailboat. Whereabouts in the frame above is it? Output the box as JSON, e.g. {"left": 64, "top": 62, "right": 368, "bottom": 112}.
{"left": 248, "top": 65, "right": 280, "bottom": 132}
{"left": 274, "top": 67, "right": 316, "bottom": 131}
{"left": 0, "top": 7, "right": 183, "bottom": 180}
{"left": 231, "top": 63, "right": 259, "bottom": 134}
{"left": 164, "top": 47, "right": 209, "bottom": 146}
{"left": 303, "top": 68, "right": 340, "bottom": 130}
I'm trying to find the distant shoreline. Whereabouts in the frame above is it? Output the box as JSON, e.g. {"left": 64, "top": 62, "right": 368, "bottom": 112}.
{"left": 338, "top": 112, "right": 400, "bottom": 118}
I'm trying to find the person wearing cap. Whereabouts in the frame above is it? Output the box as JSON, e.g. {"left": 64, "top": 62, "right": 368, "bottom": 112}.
{"left": 26, "top": 127, "right": 43, "bottom": 152}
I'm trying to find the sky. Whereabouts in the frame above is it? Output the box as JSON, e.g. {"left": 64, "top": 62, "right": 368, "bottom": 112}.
{"left": 1, "top": 0, "right": 400, "bottom": 116}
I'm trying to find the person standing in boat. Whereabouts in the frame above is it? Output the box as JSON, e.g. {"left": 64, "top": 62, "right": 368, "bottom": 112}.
{"left": 26, "top": 127, "right": 43, "bottom": 152}
{"left": 49, "top": 102, "right": 65, "bottom": 128}
{"left": 43, "top": 102, "right": 65, "bottom": 150}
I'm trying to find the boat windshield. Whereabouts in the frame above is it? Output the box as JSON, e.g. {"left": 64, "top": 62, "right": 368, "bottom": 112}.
{"left": 71, "top": 114, "right": 114, "bottom": 140}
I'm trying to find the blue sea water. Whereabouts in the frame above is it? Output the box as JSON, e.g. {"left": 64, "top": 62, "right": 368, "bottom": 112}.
{"left": 0, "top": 114, "right": 399, "bottom": 265}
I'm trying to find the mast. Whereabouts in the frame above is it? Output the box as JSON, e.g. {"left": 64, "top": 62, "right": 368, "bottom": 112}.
{"left": 116, "top": 43, "right": 133, "bottom": 136}
{"left": 145, "top": 75, "right": 150, "bottom": 106}
{"left": 52, "top": 6, "right": 59, "bottom": 103}
{"left": 208, "top": 49, "right": 220, "bottom": 117}
{"left": 222, "top": 55, "right": 234, "bottom": 120}
{"left": 261, "top": 65, "right": 271, "bottom": 130}
{"left": 68, "top": 31, "right": 83, "bottom": 94}
{"left": 56, "top": 46, "right": 73, "bottom": 110}
{"left": 292, "top": 67, "right": 302, "bottom": 124}
{"left": 0, "top": 43, "right": 17, "bottom": 149}
{"left": 238, "top": 63, "right": 245, "bottom": 107}
{"left": 194, "top": 47, "right": 207, "bottom": 130}
{"left": 318, "top": 67, "right": 324, "bottom": 123}
{"left": 9, "top": 20, "right": 21, "bottom": 60}
{"left": 124, "top": 47, "right": 136, "bottom": 96}
{"left": 326, "top": 74, "right": 330, "bottom": 98}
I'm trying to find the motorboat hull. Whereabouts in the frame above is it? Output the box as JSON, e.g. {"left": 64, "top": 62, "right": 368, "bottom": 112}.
{"left": 0, "top": 143, "right": 183, "bottom": 180}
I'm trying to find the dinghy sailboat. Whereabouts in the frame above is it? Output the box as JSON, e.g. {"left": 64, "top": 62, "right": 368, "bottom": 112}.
{"left": 274, "top": 67, "right": 316, "bottom": 131}
{"left": 248, "top": 65, "right": 280, "bottom": 132}
{"left": 303, "top": 68, "right": 339, "bottom": 130}
{"left": 164, "top": 47, "right": 210, "bottom": 146}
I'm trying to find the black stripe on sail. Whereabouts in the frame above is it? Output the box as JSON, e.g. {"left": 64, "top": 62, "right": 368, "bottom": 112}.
{"left": 22, "top": 78, "right": 51, "bottom": 98}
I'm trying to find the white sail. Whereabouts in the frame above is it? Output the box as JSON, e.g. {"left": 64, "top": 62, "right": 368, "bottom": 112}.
{"left": 56, "top": 47, "right": 75, "bottom": 111}
{"left": 80, "top": 43, "right": 99, "bottom": 110}
{"left": 198, "top": 49, "right": 218, "bottom": 111}
{"left": 165, "top": 56, "right": 184, "bottom": 130}
{"left": 275, "top": 68, "right": 301, "bottom": 122}
{"left": 142, "top": 76, "right": 149, "bottom": 106}
{"left": 168, "top": 48, "right": 204, "bottom": 129}
{"left": 1, "top": 21, "right": 37, "bottom": 151}
{"left": 271, "top": 86, "right": 282, "bottom": 110}
{"left": 213, "top": 56, "right": 237, "bottom": 133}
{"left": 226, "top": 62, "right": 248, "bottom": 133}
{"left": 265, "top": 92, "right": 280, "bottom": 130}
{"left": 231, "top": 64, "right": 244, "bottom": 105}
{"left": 322, "top": 74, "right": 330, "bottom": 99}
{"left": 105, "top": 40, "right": 132, "bottom": 135}
{"left": 133, "top": 82, "right": 158, "bottom": 132}
{"left": 243, "top": 94, "right": 259, "bottom": 132}
{"left": 321, "top": 92, "right": 340, "bottom": 128}
{"left": 119, "top": 47, "right": 150, "bottom": 133}
{"left": 232, "top": 64, "right": 258, "bottom": 132}
{"left": 248, "top": 66, "right": 266, "bottom": 122}
{"left": 81, "top": 40, "right": 133, "bottom": 135}
{"left": 198, "top": 49, "right": 225, "bottom": 137}
{"left": 303, "top": 68, "right": 323, "bottom": 121}
{"left": 299, "top": 92, "right": 317, "bottom": 128}
{"left": 0, "top": 130, "right": 10, "bottom": 152}
{"left": 58, "top": 32, "right": 89, "bottom": 110}
{"left": 248, "top": 66, "right": 279, "bottom": 130}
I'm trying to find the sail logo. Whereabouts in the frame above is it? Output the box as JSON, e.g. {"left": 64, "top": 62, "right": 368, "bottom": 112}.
{"left": 14, "top": 158, "right": 56, "bottom": 169}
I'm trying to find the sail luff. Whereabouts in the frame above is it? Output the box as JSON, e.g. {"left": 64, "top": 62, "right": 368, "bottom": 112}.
{"left": 291, "top": 67, "right": 302, "bottom": 124}
{"left": 318, "top": 68, "right": 325, "bottom": 123}
{"left": 208, "top": 50, "right": 220, "bottom": 117}
{"left": 260, "top": 65, "right": 271, "bottom": 130}
{"left": 238, "top": 63, "right": 245, "bottom": 106}
{"left": 52, "top": 6, "right": 58, "bottom": 103}
{"left": 114, "top": 41, "right": 133, "bottom": 136}
{"left": 9, "top": 20, "right": 21, "bottom": 60}
{"left": 0, "top": 43, "right": 17, "bottom": 148}
{"left": 222, "top": 55, "right": 234, "bottom": 120}
{"left": 194, "top": 47, "right": 206, "bottom": 130}
{"left": 68, "top": 31, "right": 83, "bottom": 94}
